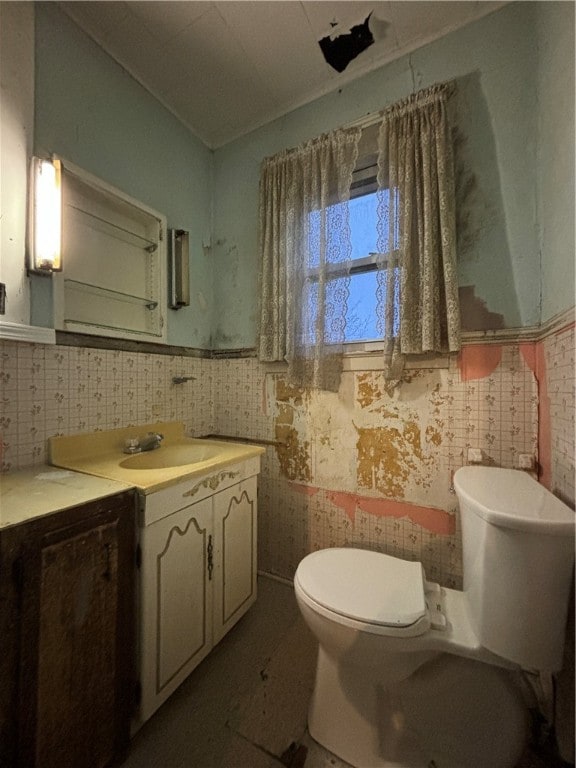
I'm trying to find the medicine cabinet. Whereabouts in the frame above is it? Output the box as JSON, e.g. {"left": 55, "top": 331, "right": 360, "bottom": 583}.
{"left": 52, "top": 160, "right": 167, "bottom": 343}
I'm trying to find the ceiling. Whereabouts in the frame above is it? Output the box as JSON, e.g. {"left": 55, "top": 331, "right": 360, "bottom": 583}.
{"left": 59, "top": 1, "right": 505, "bottom": 149}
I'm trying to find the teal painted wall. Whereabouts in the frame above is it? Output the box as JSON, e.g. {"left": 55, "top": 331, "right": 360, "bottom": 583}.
{"left": 212, "top": 2, "right": 543, "bottom": 349}
{"left": 535, "top": 2, "right": 575, "bottom": 323}
{"left": 32, "top": 3, "right": 214, "bottom": 348}
{"left": 30, "top": 3, "right": 573, "bottom": 350}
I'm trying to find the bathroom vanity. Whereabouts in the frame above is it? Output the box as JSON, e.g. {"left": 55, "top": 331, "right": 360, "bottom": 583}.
{"left": 137, "top": 456, "right": 260, "bottom": 721}
{"left": 48, "top": 422, "right": 265, "bottom": 724}
{"left": 0, "top": 467, "right": 136, "bottom": 768}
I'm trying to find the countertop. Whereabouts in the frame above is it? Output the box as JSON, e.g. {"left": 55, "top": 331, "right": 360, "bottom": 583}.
{"left": 48, "top": 422, "right": 265, "bottom": 494}
{"left": 0, "top": 465, "right": 133, "bottom": 530}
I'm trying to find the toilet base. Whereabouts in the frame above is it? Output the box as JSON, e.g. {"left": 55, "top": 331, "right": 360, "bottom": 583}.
{"left": 309, "top": 648, "right": 528, "bottom": 768}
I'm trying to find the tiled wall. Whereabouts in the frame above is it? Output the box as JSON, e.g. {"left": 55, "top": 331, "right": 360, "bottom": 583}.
{"left": 2, "top": 331, "right": 574, "bottom": 588}
{"left": 0, "top": 342, "right": 214, "bottom": 470}
{"left": 540, "top": 323, "right": 575, "bottom": 507}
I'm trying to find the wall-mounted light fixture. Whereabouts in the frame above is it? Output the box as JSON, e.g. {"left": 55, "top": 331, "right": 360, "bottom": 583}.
{"left": 169, "top": 228, "right": 190, "bottom": 309}
{"left": 29, "top": 156, "right": 62, "bottom": 274}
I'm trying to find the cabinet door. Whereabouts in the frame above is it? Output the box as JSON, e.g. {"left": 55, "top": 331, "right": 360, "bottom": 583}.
{"left": 55, "top": 162, "right": 167, "bottom": 343}
{"left": 15, "top": 497, "right": 135, "bottom": 768}
{"left": 138, "top": 497, "right": 213, "bottom": 723}
{"left": 212, "top": 477, "right": 258, "bottom": 644}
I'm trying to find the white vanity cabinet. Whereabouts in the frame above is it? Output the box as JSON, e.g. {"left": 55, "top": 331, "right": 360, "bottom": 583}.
{"left": 212, "top": 478, "right": 258, "bottom": 645}
{"left": 137, "top": 458, "right": 259, "bottom": 723}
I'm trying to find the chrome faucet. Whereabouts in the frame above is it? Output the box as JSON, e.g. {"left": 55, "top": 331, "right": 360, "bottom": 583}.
{"left": 124, "top": 432, "right": 164, "bottom": 454}
{"left": 140, "top": 432, "right": 164, "bottom": 451}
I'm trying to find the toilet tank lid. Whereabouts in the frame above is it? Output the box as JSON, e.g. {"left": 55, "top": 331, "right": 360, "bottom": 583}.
{"left": 454, "top": 467, "right": 575, "bottom": 536}
{"left": 295, "top": 548, "right": 427, "bottom": 628}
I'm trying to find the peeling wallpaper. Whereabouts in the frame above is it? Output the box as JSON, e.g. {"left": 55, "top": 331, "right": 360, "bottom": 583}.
{"left": 1, "top": 327, "right": 574, "bottom": 588}
{"left": 216, "top": 345, "right": 540, "bottom": 588}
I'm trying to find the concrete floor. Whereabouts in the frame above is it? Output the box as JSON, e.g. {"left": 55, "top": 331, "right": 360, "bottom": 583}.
{"left": 124, "top": 576, "right": 565, "bottom": 768}
{"left": 125, "top": 575, "right": 348, "bottom": 768}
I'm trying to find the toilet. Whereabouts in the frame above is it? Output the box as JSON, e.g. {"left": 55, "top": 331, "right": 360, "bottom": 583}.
{"left": 294, "top": 466, "right": 575, "bottom": 768}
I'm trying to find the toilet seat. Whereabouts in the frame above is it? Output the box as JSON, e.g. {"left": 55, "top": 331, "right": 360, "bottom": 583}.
{"left": 295, "top": 548, "right": 433, "bottom": 638}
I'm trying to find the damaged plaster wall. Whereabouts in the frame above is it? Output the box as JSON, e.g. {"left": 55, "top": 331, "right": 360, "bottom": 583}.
{"left": 535, "top": 2, "right": 575, "bottom": 323}
{"left": 212, "top": 2, "right": 542, "bottom": 349}
{"left": 210, "top": 3, "right": 564, "bottom": 591}
{"left": 214, "top": 343, "right": 539, "bottom": 587}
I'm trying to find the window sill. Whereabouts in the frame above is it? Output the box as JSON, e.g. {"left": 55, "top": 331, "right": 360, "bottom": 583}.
{"left": 261, "top": 345, "right": 451, "bottom": 373}
{"left": 341, "top": 345, "right": 451, "bottom": 372}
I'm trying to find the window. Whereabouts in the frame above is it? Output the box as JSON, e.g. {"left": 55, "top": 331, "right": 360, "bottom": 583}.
{"left": 305, "top": 160, "right": 399, "bottom": 345}
{"left": 258, "top": 83, "right": 460, "bottom": 391}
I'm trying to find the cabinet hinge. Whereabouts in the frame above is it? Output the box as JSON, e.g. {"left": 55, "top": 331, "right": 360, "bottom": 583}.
{"left": 135, "top": 544, "right": 142, "bottom": 570}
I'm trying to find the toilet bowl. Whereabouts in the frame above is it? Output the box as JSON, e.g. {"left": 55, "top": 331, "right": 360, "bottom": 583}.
{"left": 295, "top": 467, "right": 575, "bottom": 768}
{"left": 295, "top": 549, "right": 529, "bottom": 768}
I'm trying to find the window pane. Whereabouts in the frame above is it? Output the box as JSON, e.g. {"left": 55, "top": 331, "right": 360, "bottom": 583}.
{"left": 308, "top": 203, "right": 352, "bottom": 270}
{"left": 346, "top": 271, "right": 379, "bottom": 341}
{"left": 304, "top": 185, "right": 400, "bottom": 344}
{"left": 347, "top": 269, "right": 399, "bottom": 342}
{"left": 375, "top": 187, "right": 400, "bottom": 253}
{"left": 303, "top": 270, "right": 399, "bottom": 344}
{"left": 309, "top": 188, "right": 397, "bottom": 270}
{"left": 301, "top": 280, "right": 318, "bottom": 345}
{"left": 302, "top": 279, "right": 351, "bottom": 345}
{"left": 349, "top": 193, "right": 379, "bottom": 260}
{"left": 375, "top": 268, "right": 400, "bottom": 339}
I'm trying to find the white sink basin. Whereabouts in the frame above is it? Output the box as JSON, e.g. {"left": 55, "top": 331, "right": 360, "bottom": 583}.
{"left": 119, "top": 444, "right": 222, "bottom": 470}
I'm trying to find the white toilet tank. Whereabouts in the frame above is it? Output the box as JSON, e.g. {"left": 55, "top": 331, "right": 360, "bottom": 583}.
{"left": 454, "top": 466, "right": 575, "bottom": 672}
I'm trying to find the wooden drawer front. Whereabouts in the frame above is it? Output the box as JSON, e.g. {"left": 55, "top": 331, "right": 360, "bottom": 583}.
{"left": 142, "top": 456, "right": 261, "bottom": 526}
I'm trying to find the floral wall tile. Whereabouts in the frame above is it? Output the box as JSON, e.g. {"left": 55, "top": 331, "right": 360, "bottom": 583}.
{"left": 2, "top": 327, "right": 572, "bottom": 587}
{"left": 542, "top": 324, "right": 575, "bottom": 507}
{"left": 0, "top": 341, "right": 214, "bottom": 473}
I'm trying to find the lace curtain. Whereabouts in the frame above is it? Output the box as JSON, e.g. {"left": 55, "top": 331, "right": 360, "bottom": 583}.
{"left": 258, "top": 129, "right": 361, "bottom": 391}
{"left": 258, "top": 82, "right": 460, "bottom": 392}
{"left": 376, "top": 83, "right": 460, "bottom": 390}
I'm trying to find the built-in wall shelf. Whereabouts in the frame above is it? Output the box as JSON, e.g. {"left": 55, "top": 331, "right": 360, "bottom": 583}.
{"left": 68, "top": 204, "right": 158, "bottom": 253}
{"left": 53, "top": 159, "right": 167, "bottom": 343}
{"left": 63, "top": 279, "right": 161, "bottom": 336}
{"left": 64, "top": 279, "right": 159, "bottom": 310}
